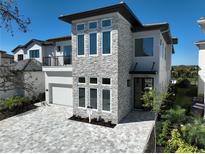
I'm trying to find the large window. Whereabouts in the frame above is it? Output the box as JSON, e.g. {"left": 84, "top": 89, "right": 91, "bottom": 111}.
{"left": 79, "top": 88, "right": 85, "bottom": 107}
{"left": 77, "top": 35, "right": 84, "bottom": 56}
{"left": 102, "top": 31, "right": 111, "bottom": 54}
{"left": 135, "top": 38, "right": 154, "bottom": 57}
{"left": 63, "top": 46, "right": 72, "bottom": 64}
{"left": 102, "top": 89, "right": 111, "bottom": 111}
{"left": 90, "top": 88, "right": 97, "bottom": 109}
{"left": 89, "top": 33, "right": 97, "bottom": 55}
{"left": 29, "top": 50, "right": 39, "bottom": 58}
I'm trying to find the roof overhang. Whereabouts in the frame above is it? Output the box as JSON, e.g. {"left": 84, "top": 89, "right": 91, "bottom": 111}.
{"left": 198, "top": 17, "right": 205, "bottom": 33}
{"left": 59, "top": 3, "right": 143, "bottom": 28}
{"left": 46, "top": 36, "right": 71, "bottom": 42}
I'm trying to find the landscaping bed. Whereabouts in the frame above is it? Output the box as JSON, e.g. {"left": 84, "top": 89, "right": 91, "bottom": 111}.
{"left": 156, "top": 79, "right": 205, "bottom": 153}
{"left": 0, "top": 96, "right": 39, "bottom": 121}
{"left": 69, "top": 115, "right": 116, "bottom": 128}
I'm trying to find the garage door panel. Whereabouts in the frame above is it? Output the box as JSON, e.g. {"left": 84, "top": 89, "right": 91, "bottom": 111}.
{"left": 52, "top": 85, "right": 73, "bottom": 106}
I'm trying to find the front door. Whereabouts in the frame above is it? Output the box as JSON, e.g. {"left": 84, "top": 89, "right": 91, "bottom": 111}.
{"left": 134, "top": 78, "right": 154, "bottom": 109}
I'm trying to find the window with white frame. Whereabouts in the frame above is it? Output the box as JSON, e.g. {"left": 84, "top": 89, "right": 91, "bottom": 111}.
{"left": 102, "top": 78, "right": 111, "bottom": 85}
{"left": 79, "top": 87, "right": 86, "bottom": 107}
{"left": 90, "top": 88, "right": 97, "bottom": 109}
{"left": 79, "top": 77, "right": 85, "bottom": 83}
{"left": 102, "top": 19, "right": 112, "bottom": 28}
{"left": 102, "top": 89, "right": 111, "bottom": 111}
{"left": 77, "top": 23, "right": 85, "bottom": 32}
{"left": 77, "top": 35, "right": 84, "bottom": 56}
{"left": 102, "top": 31, "right": 111, "bottom": 54}
{"left": 89, "top": 21, "right": 97, "bottom": 30}
{"left": 90, "top": 78, "right": 97, "bottom": 84}
{"left": 89, "top": 33, "right": 97, "bottom": 55}
{"left": 29, "top": 50, "right": 39, "bottom": 58}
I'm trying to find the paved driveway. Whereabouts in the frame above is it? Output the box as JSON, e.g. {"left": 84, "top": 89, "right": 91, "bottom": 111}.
{"left": 0, "top": 104, "right": 155, "bottom": 153}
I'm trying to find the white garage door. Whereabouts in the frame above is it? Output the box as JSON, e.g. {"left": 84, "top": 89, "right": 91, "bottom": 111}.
{"left": 52, "top": 85, "right": 73, "bottom": 106}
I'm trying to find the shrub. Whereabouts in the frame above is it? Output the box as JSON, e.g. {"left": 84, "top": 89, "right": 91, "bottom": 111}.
{"left": 5, "top": 96, "right": 31, "bottom": 111}
{"left": 164, "top": 129, "right": 198, "bottom": 153}
{"left": 166, "top": 106, "right": 186, "bottom": 124}
{"left": 181, "top": 120, "right": 205, "bottom": 149}
{"left": 186, "top": 85, "right": 197, "bottom": 97}
{"left": 157, "top": 120, "right": 169, "bottom": 146}
{"left": 176, "top": 78, "right": 190, "bottom": 88}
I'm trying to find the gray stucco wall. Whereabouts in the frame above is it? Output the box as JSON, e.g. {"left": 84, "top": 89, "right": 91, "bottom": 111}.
{"left": 72, "top": 13, "right": 120, "bottom": 123}
{"left": 117, "top": 15, "right": 133, "bottom": 122}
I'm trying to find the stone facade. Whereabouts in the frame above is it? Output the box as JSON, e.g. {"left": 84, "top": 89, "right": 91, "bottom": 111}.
{"left": 72, "top": 13, "right": 120, "bottom": 123}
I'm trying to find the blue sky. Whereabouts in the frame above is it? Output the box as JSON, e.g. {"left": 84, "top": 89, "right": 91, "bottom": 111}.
{"left": 0, "top": 0, "right": 205, "bottom": 65}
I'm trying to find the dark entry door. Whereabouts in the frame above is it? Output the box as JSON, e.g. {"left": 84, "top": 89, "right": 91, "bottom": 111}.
{"left": 134, "top": 78, "right": 154, "bottom": 109}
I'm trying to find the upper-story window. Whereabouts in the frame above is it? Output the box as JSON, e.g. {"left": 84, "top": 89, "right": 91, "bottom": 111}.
{"left": 77, "top": 34, "right": 84, "bottom": 56}
{"left": 89, "top": 21, "right": 97, "bottom": 30}
{"left": 102, "top": 31, "right": 111, "bottom": 54}
{"left": 77, "top": 23, "right": 85, "bottom": 32}
{"left": 101, "top": 19, "right": 112, "bottom": 28}
{"left": 29, "top": 50, "right": 39, "bottom": 58}
{"left": 135, "top": 38, "right": 154, "bottom": 57}
{"left": 89, "top": 33, "right": 97, "bottom": 55}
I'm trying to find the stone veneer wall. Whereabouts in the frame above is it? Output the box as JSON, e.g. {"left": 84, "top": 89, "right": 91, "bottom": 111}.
{"left": 117, "top": 14, "right": 133, "bottom": 122}
{"left": 71, "top": 13, "right": 120, "bottom": 124}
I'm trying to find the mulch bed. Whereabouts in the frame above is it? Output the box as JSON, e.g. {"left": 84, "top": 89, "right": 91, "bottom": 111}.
{"left": 0, "top": 104, "right": 38, "bottom": 121}
{"left": 69, "top": 115, "right": 116, "bottom": 128}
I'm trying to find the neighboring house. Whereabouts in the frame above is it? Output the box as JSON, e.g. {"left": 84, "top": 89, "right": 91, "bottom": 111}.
{"left": 11, "top": 39, "right": 54, "bottom": 63}
{"left": 43, "top": 3, "right": 177, "bottom": 124}
{"left": 0, "top": 59, "right": 44, "bottom": 99}
{"left": 0, "top": 50, "right": 14, "bottom": 65}
{"left": 196, "top": 17, "right": 205, "bottom": 103}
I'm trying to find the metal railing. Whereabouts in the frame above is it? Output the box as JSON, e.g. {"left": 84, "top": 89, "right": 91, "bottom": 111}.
{"left": 43, "top": 56, "right": 72, "bottom": 66}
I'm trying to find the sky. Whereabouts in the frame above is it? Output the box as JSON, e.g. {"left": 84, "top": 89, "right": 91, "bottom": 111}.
{"left": 0, "top": 0, "right": 205, "bottom": 65}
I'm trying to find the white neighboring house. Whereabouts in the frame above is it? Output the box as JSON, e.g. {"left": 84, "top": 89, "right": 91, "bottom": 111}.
{"left": 0, "top": 50, "right": 14, "bottom": 66}
{"left": 12, "top": 39, "right": 54, "bottom": 63}
{"left": 43, "top": 3, "right": 177, "bottom": 124}
{"left": 196, "top": 17, "right": 205, "bottom": 104}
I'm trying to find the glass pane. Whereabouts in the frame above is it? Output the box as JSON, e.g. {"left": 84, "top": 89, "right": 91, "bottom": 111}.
{"left": 30, "top": 50, "right": 39, "bottom": 58}
{"left": 78, "top": 35, "right": 84, "bottom": 55}
{"left": 102, "top": 89, "right": 110, "bottom": 111}
{"left": 90, "top": 33, "right": 97, "bottom": 55}
{"left": 89, "top": 22, "right": 97, "bottom": 29}
{"left": 79, "top": 77, "right": 85, "bottom": 83}
{"left": 63, "top": 46, "right": 72, "bottom": 64}
{"left": 90, "top": 78, "right": 97, "bottom": 84}
{"left": 103, "top": 31, "right": 110, "bottom": 54}
{"left": 144, "top": 38, "right": 153, "bottom": 56}
{"left": 79, "top": 88, "right": 85, "bottom": 107}
{"left": 102, "top": 19, "right": 111, "bottom": 27}
{"left": 90, "top": 89, "right": 97, "bottom": 109}
{"left": 77, "top": 24, "right": 84, "bottom": 31}
{"left": 135, "top": 38, "right": 153, "bottom": 57}
{"left": 102, "top": 78, "right": 110, "bottom": 84}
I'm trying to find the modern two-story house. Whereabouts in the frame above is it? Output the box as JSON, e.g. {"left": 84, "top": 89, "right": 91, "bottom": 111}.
{"left": 11, "top": 37, "right": 72, "bottom": 65}
{"left": 196, "top": 17, "right": 205, "bottom": 106}
{"left": 43, "top": 3, "right": 177, "bottom": 124}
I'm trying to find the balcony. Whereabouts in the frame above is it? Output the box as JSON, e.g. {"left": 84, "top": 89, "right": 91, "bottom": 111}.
{"left": 43, "top": 56, "right": 71, "bottom": 66}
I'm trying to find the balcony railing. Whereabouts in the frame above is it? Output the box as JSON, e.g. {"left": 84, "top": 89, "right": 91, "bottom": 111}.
{"left": 43, "top": 56, "right": 72, "bottom": 66}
